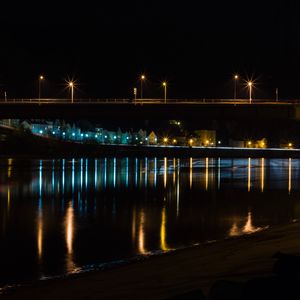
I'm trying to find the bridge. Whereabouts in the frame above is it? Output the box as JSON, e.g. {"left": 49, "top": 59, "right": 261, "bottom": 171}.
{"left": 0, "top": 98, "right": 299, "bottom": 120}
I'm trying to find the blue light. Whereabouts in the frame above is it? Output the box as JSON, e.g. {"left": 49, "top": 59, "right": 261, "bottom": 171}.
{"left": 126, "top": 137, "right": 129, "bottom": 140}
{"left": 81, "top": 133, "right": 84, "bottom": 137}
{"left": 39, "top": 130, "right": 43, "bottom": 134}
{"left": 136, "top": 137, "right": 138, "bottom": 140}
{"left": 72, "top": 133, "right": 75, "bottom": 136}
{"left": 52, "top": 131, "right": 55, "bottom": 135}
{"left": 105, "top": 135, "right": 108, "bottom": 138}
{"left": 114, "top": 136, "right": 117, "bottom": 139}
{"left": 145, "top": 138, "right": 148, "bottom": 141}
{"left": 95, "top": 135, "right": 98, "bottom": 138}
{"left": 63, "top": 132, "right": 66, "bottom": 136}
{"left": 85, "top": 134, "right": 89, "bottom": 137}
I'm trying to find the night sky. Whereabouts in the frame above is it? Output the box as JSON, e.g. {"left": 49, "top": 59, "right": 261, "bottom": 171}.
{"left": 0, "top": 1, "right": 299, "bottom": 99}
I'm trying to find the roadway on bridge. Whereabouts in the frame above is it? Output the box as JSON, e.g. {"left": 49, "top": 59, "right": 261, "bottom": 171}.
{"left": 0, "top": 99, "right": 297, "bottom": 120}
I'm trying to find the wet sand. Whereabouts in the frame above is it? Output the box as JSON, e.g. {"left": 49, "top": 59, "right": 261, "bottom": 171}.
{"left": 2, "top": 221, "right": 300, "bottom": 300}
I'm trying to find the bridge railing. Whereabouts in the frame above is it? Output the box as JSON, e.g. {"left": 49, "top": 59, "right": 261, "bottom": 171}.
{"left": 1, "top": 98, "right": 300, "bottom": 104}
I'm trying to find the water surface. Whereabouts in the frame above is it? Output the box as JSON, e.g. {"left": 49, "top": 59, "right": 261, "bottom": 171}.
{"left": 0, "top": 157, "right": 300, "bottom": 287}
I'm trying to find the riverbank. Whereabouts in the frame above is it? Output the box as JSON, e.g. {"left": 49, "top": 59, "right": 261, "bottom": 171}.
{"left": 2, "top": 220, "right": 300, "bottom": 300}
{"left": 1, "top": 130, "right": 300, "bottom": 158}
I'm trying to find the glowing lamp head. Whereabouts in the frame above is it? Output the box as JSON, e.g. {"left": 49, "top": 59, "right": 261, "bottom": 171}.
{"left": 248, "top": 141, "right": 252, "bottom": 145}
{"left": 248, "top": 81, "right": 253, "bottom": 87}
{"left": 234, "top": 75, "right": 238, "bottom": 80}
{"left": 141, "top": 75, "right": 145, "bottom": 80}
{"left": 288, "top": 143, "right": 293, "bottom": 147}
{"left": 163, "top": 138, "right": 168, "bottom": 143}
{"left": 162, "top": 82, "right": 167, "bottom": 87}
{"left": 69, "top": 82, "right": 74, "bottom": 87}
{"left": 39, "top": 75, "right": 44, "bottom": 80}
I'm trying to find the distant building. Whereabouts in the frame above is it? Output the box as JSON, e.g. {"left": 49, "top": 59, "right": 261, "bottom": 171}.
{"left": 229, "top": 138, "right": 268, "bottom": 148}
{"left": 245, "top": 138, "right": 267, "bottom": 148}
{"left": 31, "top": 121, "right": 53, "bottom": 136}
{"left": 0, "top": 119, "right": 19, "bottom": 128}
{"left": 280, "top": 140, "right": 294, "bottom": 149}
{"left": 194, "top": 130, "right": 216, "bottom": 146}
{"left": 11, "top": 118, "right": 157, "bottom": 147}
{"left": 148, "top": 131, "right": 158, "bottom": 145}
{"left": 229, "top": 139, "right": 244, "bottom": 148}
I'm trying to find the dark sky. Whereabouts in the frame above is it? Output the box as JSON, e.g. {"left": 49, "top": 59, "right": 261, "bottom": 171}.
{"left": 0, "top": 0, "right": 299, "bottom": 99}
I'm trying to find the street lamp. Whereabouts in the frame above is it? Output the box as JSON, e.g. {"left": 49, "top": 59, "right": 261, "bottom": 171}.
{"left": 68, "top": 81, "right": 74, "bottom": 103}
{"left": 38, "top": 75, "right": 44, "bottom": 102}
{"left": 247, "top": 81, "right": 253, "bottom": 104}
{"left": 234, "top": 75, "right": 239, "bottom": 100}
{"left": 162, "top": 82, "right": 167, "bottom": 104}
{"left": 140, "top": 75, "right": 145, "bottom": 99}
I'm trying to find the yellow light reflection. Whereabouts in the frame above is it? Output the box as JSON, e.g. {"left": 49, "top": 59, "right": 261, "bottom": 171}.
{"left": 65, "top": 202, "right": 76, "bottom": 272}
{"left": 205, "top": 157, "right": 209, "bottom": 191}
{"left": 229, "top": 211, "right": 263, "bottom": 237}
{"left": 248, "top": 158, "right": 251, "bottom": 192}
{"left": 37, "top": 210, "right": 43, "bottom": 260}
{"left": 7, "top": 186, "right": 10, "bottom": 212}
{"left": 229, "top": 222, "right": 239, "bottom": 237}
{"left": 261, "top": 158, "right": 265, "bottom": 192}
{"left": 243, "top": 211, "right": 261, "bottom": 234}
{"left": 288, "top": 158, "right": 292, "bottom": 194}
{"left": 164, "top": 157, "right": 167, "bottom": 188}
{"left": 138, "top": 210, "right": 147, "bottom": 254}
{"left": 7, "top": 158, "right": 13, "bottom": 178}
{"left": 160, "top": 207, "right": 170, "bottom": 251}
{"left": 189, "top": 157, "right": 193, "bottom": 189}
{"left": 66, "top": 203, "right": 74, "bottom": 254}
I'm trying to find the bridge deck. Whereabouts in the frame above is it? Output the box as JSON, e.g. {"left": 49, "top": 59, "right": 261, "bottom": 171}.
{"left": 0, "top": 99, "right": 298, "bottom": 120}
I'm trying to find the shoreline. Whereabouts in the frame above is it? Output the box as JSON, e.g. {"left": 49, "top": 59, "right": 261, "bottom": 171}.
{"left": 2, "top": 220, "right": 300, "bottom": 300}
{"left": 1, "top": 129, "right": 300, "bottom": 158}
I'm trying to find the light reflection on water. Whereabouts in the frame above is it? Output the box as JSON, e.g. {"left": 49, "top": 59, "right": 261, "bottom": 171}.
{"left": 0, "top": 157, "right": 300, "bottom": 286}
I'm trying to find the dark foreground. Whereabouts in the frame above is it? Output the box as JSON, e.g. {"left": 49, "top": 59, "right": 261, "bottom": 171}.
{"left": 2, "top": 221, "right": 300, "bottom": 300}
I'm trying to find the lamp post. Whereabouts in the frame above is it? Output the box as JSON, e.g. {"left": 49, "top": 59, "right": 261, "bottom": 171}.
{"left": 234, "top": 74, "right": 239, "bottom": 99}
{"left": 248, "top": 81, "right": 253, "bottom": 104}
{"left": 69, "top": 81, "right": 74, "bottom": 103}
{"left": 133, "top": 87, "right": 137, "bottom": 104}
{"left": 38, "top": 75, "right": 44, "bottom": 102}
{"left": 162, "top": 82, "right": 167, "bottom": 104}
{"left": 140, "top": 75, "right": 145, "bottom": 99}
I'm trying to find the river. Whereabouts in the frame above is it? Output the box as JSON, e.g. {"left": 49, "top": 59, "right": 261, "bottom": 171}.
{"left": 0, "top": 157, "right": 299, "bottom": 288}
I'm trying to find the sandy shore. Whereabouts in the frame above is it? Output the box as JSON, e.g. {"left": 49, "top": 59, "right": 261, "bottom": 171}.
{"left": 2, "top": 221, "right": 300, "bottom": 300}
